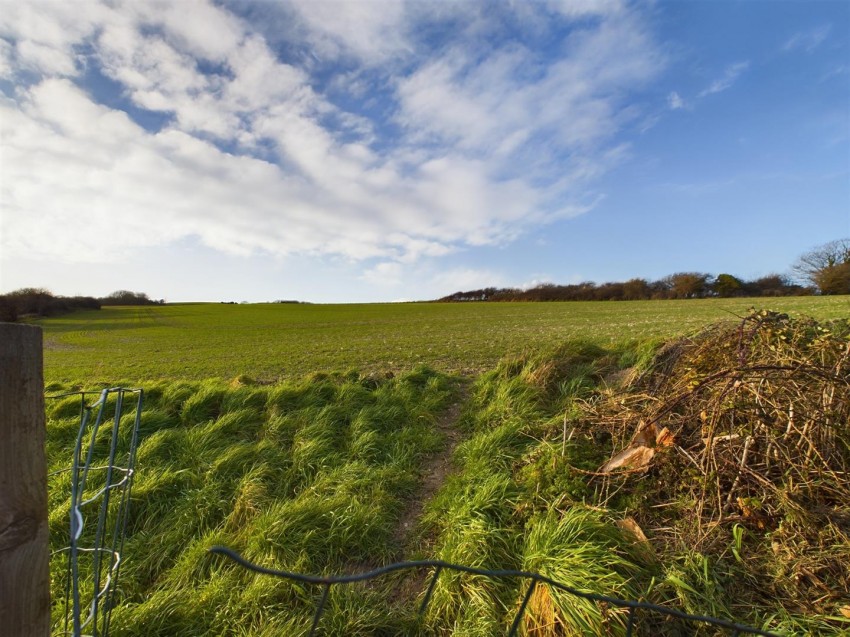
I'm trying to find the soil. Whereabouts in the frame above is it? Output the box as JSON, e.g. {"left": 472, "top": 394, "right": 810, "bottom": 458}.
{"left": 391, "top": 384, "right": 469, "bottom": 556}
{"left": 338, "top": 384, "right": 469, "bottom": 612}
{"left": 378, "top": 384, "right": 470, "bottom": 611}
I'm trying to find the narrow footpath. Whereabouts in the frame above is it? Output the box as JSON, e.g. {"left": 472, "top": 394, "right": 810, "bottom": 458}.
{"left": 380, "top": 383, "right": 471, "bottom": 613}
{"left": 391, "top": 383, "right": 469, "bottom": 558}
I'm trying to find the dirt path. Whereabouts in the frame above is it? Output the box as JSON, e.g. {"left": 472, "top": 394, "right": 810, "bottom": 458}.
{"left": 340, "top": 384, "right": 469, "bottom": 601}
{"left": 391, "top": 383, "right": 469, "bottom": 557}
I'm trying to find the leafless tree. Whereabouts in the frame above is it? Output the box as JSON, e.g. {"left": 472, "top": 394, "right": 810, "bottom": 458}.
{"left": 792, "top": 238, "right": 850, "bottom": 295}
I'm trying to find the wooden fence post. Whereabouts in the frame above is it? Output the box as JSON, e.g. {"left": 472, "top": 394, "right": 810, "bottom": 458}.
{"left": 0, "top": 324, "right": 50, "bottom": 636}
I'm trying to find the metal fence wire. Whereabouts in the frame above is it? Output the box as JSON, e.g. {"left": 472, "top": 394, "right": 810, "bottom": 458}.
{"left": 210, "top": 546, "right": 781, "bottom": 637}
{"left": 49, "top": 388, "right": 144, "bottom": 637}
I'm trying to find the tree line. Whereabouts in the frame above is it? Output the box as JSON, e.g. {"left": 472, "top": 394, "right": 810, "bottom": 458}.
{"left": 439, "top": 239, "right": 850, "bottom": 302}
{"left": 0, "top": 289, "right": 164, "bottom": 322}
{"left": 438, "top": 273, "right": 808, "bottom": 303}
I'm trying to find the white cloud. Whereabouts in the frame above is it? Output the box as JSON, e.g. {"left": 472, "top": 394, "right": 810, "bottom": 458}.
{"left": 430, "top": 268, "right": 507, "bottom": 295}
{"left": 0, "top": 0, "right": 666, "bottom": 270}
{"left": 357, "top": 262, "right": 508, "bottom": 299}
{"left": 783, "top": 25, "right": 831, "bottom": 53}
{"left": 546, "top": 0, "right": 625, "bottom": 18}
{"left": 821, "top": 64, "right": 849, "bottom": 82}
{"left": 283, "top": 0, "right": 411, "bottom": 65}
{"left": 396, "top": 9, "right": 663, "bottom": 174}
{"left": 92, "top": 5, "right": 315, "bottom": 144}
{"left": 0, "top": 1, "right": 103, "bottom": 76}
{"left": 667, "top": 91, "right": 684, "bottom": 110}
{"left": 360, "top": 262, "right": 404, "bottom": 287}
{"left": 0, "top": 39, "right": 12, "bottom": 77}
{"left": 133, "top": 0, "right": 244, "bottom": 62}
{"left": 15, "top": 39, "right": 79, "bottom": 76}
{"left": 699, "top": 61, "right": 749, "bottom": 97}
{"left": 0, "top": 78, "right": 551, "bottom": 265}
{"left": 519, "top": 277, "right": 553, "bottom": 290}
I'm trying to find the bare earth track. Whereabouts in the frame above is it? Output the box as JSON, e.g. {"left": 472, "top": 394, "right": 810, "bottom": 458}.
{"left": 379, "top": 385, "right": 470, "bottom": 612}
{"left": 391, "top": 384, "right": 468, "bottom": 557}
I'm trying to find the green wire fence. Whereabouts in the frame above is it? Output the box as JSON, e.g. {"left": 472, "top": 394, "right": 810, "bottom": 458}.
{"left": 50, "top": 388, "right": 143, "bottom": 637}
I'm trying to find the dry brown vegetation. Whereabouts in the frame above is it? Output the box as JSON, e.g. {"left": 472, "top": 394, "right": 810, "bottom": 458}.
{"left": 581, "top": 310, "right": 850, "bottom": 625}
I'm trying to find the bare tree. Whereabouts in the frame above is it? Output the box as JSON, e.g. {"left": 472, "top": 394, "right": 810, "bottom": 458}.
{"left": 792, "top": 239, "right": 850, "bottom": 295}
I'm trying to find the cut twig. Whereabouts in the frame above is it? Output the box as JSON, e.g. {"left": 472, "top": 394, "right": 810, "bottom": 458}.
{"left": 723, "top": 435, "right": 754, "bottom": 512}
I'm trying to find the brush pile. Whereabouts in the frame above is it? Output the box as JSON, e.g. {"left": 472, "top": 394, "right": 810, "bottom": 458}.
{"left": 586, "top": 310, "right": 850, "bottom": 619}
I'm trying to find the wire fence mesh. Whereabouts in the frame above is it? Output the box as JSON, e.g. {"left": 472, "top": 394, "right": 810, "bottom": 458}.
{"left": 210, "top": 546, "right": 781, "bottom": 637}
{"left": 49, "top": 388, "right": 144, "bottom": 637}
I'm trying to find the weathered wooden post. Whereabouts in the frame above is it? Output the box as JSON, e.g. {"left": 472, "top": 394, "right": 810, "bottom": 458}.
{"left": 0, "top": 324, "right": 50, "bottom": 635}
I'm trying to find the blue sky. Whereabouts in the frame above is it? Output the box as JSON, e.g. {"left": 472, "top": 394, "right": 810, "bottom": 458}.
{"left": 1, "top": 0, "right": 848, "bottom": 302}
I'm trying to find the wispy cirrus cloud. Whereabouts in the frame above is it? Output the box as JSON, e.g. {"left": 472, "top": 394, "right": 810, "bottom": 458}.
{"left": 783, "top": 25, "right": 831, "bottom": 53}
{"left": 0, "top": 0, "right": 665, "bottom": 272}
{"left": 275, "top": 0, "right": 413, "bottom": 65}
{"left": 698, "top": 61, "right": 750, "bottom": 97}
{"left": 666, "top": 59, "right": 750, "bottom": 113}
{"left": 396, "top": 12, "right": 662, "bottom": 157}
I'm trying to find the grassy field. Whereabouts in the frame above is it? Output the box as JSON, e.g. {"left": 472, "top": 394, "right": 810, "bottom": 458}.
{"left": 40, "top": 300, "right": 849, "bottom": 635}
{"left": 39, "top": 296, "right": 849, "bottom": 384}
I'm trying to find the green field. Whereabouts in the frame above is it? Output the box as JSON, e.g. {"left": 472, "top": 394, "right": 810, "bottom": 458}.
{"left": 40, "top": 299, "right": 850, "bottom": 635}
{"left": 39, "top": 297, "right": 849, "bottom": 384}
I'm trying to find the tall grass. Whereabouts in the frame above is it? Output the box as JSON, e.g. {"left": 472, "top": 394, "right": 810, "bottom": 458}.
{"left": 46, "top": 367, "right": 454, "bottom": 635}
{"left": 419, "top": 342, "right": 658, "bottom": 635}
{"left": 520, "top": 508, "right": 651, "bottom": 636}
{"left": 46, "top": 326, "right": 846, "bottom": 635}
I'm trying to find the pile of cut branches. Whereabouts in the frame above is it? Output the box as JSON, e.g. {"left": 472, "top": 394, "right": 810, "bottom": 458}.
{"left": 582, "top": 310, "right": 850, "bottom": 619}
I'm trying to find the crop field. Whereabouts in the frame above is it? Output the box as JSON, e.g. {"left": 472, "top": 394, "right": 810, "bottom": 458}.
{"left": 38, "top": 296, "right": 849, "bottom": 384}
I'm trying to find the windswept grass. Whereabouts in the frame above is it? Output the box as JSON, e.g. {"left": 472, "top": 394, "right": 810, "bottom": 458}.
{"left": 419, "top": 342, "right": 657, "bottom": 635}
{"left": 47, "top": 368, "right": 455, "bottom": 636}
{"left": 419, "top": 328, "right": 850, "bottom": 636}
{"left": 519, "top": 508, "right": 651, "bottom": 636}
{"left": 43, "top": 305, "right": 850, "bottom": 635}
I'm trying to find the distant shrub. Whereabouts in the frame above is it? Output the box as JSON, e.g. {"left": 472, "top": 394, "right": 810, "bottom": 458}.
{"left": 0, "top": 288, "right": 101, "bottom": 321}
{"left": 0, "top": 296, "right": 17, "bottom": 322}
{"left": 100, "top": 290, "right": 164, "bottom": 306}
